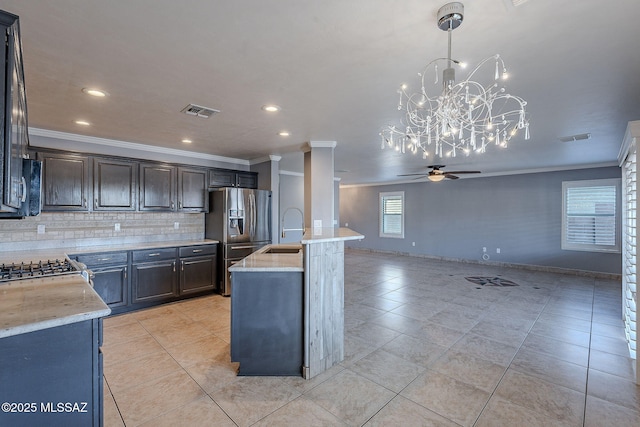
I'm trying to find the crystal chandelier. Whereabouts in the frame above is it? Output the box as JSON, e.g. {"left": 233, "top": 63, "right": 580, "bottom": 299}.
{"left": 380, "top": 2, "right": 530, "bottom": 159}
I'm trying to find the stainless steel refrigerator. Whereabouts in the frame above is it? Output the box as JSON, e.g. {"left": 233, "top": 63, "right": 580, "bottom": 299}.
{"left": 205, "top": 187, "right": 271, "bottom": 296}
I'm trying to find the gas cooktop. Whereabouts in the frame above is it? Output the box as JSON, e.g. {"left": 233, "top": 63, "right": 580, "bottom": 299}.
{"left": 0, "top": 259, "right": 82, "bottom": 282}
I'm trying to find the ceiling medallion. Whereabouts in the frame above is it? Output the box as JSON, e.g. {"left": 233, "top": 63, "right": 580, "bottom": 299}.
{"left": 380, "top": 2, "right": 530, "bottom": 159}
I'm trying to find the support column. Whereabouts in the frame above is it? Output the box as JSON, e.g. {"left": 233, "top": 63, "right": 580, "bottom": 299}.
{"left": 304, "top": 141, "right": 336, "bottom": 233}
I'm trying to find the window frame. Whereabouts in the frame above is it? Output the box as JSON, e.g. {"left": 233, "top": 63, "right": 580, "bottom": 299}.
{"left": 561, "top": 178, "right": 621, "bottom": 253}
{"left": 379, "top": 191, "right": 405, "bottom": 239}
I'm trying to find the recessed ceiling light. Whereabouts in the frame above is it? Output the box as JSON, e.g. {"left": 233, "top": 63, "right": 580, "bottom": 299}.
{"left": 278, "top": 131, "right": 290, "bottom": 137}
{"left": 181, "top": 138, "right": 192, "bottom": 144}
{"left": 82, "top": 88, "right": 108, "bottom": 97}
{"left": 75, "top": 120, "right": 91, "bottom": 126}
{"left": 262, "top": 105, "right": 280, "bottom": 112}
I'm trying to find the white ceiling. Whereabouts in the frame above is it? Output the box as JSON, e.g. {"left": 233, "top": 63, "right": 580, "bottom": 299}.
{"left": 3, "top": 0, "right": 640, "bottom": 184}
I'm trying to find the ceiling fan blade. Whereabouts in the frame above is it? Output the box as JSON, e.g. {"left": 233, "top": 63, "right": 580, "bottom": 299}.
{"left": 443, "top": 170, "right": 481, "bottom": 175}
{"left": 398, "top": 173, "right": 429, "bottom": 177}
{"left": 445, "top": 174, "right": 460, "bottom": 180}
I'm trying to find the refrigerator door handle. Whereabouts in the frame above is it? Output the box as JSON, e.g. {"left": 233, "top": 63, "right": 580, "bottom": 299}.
{"left": 250, "top": 192, "right": 256, "bottom": 238}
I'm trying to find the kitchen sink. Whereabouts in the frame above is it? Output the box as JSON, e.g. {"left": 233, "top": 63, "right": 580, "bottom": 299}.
{"left": 262, "top": 246, "right": 302, "bottom": 254}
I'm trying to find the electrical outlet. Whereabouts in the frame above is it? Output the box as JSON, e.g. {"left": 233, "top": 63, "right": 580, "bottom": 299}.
{"left": 482, "top": 247, "right": 487, "bottom": 252}
{"left": 314, "top": 220, "right": 322, "bottom": 228}
{"left": 174, "top": 222, "right": 180, "bottom": 230}
{"left": 412, "top": 242, "right": 416, "bottom": 246}
{"left": 496, "top": 248, "right": 501, "bottom": 254}
{"left": 37, "top": 224, "right": 45, "bottom": 234}
{"left": 114, "top": 223, "right": 120, "bottom": 231}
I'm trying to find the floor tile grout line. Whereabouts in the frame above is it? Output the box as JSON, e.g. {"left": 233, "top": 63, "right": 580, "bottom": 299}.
{"left": 582, "top": 278, "right": 596, "bottom": 427}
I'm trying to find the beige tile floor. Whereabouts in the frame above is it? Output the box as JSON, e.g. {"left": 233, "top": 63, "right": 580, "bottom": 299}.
{"left": 103, "top": 249, "right": 640, "bottom": 426}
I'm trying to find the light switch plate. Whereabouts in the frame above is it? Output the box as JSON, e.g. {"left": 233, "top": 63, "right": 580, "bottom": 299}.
{"left": 37, "top": 224, "right": 45, "bottom": 234}
{"left": 114, "top": 223, "right": 120, "bottom": 231}
{"left": 174, "top": 222, "right": 180, "bottom": 230}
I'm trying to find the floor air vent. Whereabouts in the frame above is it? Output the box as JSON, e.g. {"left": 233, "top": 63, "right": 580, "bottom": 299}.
{"left": 181, "top": 104, "right": 220, "bottom": 118}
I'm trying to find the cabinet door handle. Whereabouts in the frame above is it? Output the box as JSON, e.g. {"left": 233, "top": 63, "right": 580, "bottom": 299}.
{"left": 192, "top": 249, "right": 203, "bottom": 253}
{"left": 83, "top": 198, "right": 87, "bottom": 208}
{"left": 94, "top": 198, "right": 98, "bottom": 209}
{"left": 98, "top": 258, "right": 112, "bottom": 262}
{"left": 173, "top": 262, "right": 176, "bottom": 273}
{"left": 170, "top": 201, "right": 175, "bottom": 210}
{"left": 179, "top": 201, "right": 183, "bottom": 209}
{"left": 148, "top": 253, "right": 160, "bottom": 257}
{"left": 124, "top": 267, "right": 127, "bottom": 280}
{"left": 181, "top": 260, "right": 184, "bottom": 271}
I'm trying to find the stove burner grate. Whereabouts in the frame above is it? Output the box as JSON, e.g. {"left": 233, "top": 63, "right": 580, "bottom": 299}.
{"left": 0, "top": 259, "right": 78, "bottom": 281}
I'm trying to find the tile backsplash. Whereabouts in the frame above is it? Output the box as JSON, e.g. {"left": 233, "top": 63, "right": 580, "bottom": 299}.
{"left": 0, "top": 212, "right": 205, "bottom": 251}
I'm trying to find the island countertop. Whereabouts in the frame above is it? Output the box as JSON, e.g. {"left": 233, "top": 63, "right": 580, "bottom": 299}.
{"left": 229, "top": 244, "right": 304, "bottom": 272}
{"left": 301, "top": 227, "right": 364, "bottom": 244}
{"left": 0, "top": 274, "right": 110, "bottom": 339}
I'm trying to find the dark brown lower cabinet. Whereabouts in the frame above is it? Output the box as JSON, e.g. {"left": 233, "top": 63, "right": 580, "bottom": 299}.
{"left": 73, "top": 244, "right": 217, "bottom": 314}
{"left": 132, "top": 260, "right": 178, "bottom": 303}
{"left": 179, "top": 244, "right": 217, "bottom": 295}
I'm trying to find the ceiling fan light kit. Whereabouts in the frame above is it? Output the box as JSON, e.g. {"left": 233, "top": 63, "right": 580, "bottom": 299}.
{"left": 398, "top": 164, "right": 481, "bottom": 182}
{"left": 380, "top": 2, "right": 530, "bottom": 159}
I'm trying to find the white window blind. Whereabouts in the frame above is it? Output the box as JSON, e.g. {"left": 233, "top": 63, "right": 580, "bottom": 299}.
{"left": 623, "top": 149, "right": 637, "bottom": 360}
{"left": 379, "top": 191, "right": 404, "bottom": 238}
{"left": 562, "top": 179, "right": 621, "bottom": 253}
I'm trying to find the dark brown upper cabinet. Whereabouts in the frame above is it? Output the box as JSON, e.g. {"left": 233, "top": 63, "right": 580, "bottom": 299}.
{"left": 139, "top": 163, "right": 177, "bottom": 211}
{"left": 39, "top": 152, "right": 90, "bottom": 211}
{"left": 208, "top": 169, "right": 257, "bottom": 189}
{"left": 93, "top": 158, "right": 137, "bottom": 211}
{"left": 178, "top": 167, "right": 208, "bottom": 212}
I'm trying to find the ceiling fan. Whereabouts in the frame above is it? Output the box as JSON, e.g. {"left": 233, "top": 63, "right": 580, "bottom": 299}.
{"left": 398, "top": 165, "right": 481, "bottom": 182}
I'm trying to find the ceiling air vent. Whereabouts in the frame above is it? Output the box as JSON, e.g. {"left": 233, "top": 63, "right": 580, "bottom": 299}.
{"left": 181, "top": 104, "right": 220, "bottom": 119}
{"left": 559, "top": 133, "right": 591, "bottom": 142}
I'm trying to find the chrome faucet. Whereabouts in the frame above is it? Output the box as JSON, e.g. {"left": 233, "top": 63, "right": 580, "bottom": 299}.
{"left": 281, "top": 207, "right": 305, "bottom": 238}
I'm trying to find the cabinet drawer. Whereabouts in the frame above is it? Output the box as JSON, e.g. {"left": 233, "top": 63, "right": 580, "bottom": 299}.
{"left": 73, "top": 251, "right": 128, "bottom": 266}
{"left": 179, "top": 244, "right": 217, "bottom": 257}
{"left": 132, "top": 247, "right": 176, "bottom": 262}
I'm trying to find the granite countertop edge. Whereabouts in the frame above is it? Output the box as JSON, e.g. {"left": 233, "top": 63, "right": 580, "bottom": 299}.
{"left": 0, "top": 308, "right": 111, "bottom": 339}
{"left": 301, "top": 227, "right": 364, "bottom": 244}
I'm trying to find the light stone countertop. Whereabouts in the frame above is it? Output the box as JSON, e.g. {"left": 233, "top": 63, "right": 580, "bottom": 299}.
{"left": 301, "top": 227, "right": 364, "bottom": 244}
{"left": 229, "top": 244, "right": 304, "bottom": 272}
{"left": 0, "top": 239, "right": 218, "bottom": 339}
{"left": 0, "top": 274, "right": 110, "bottom": 339}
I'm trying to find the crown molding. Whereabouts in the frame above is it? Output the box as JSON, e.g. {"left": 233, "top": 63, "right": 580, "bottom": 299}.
{"left": 305, "top": 141, "right": 337, "bottom": 151}
{"left": 250, "top": 154, "right": 282, "bottom": 165}
{"left": 340, "top": 162, "right": 620, "bottom": 188}
{"left": 279, "top": 169, "right": 304, "bottom": 177}
{"left": 28, "top": 127, "right": 250, "bottom": 166}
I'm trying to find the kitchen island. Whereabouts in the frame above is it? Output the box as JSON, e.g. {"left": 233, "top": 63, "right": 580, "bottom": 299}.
{"left": 229, "top": 227, "right": 364, "bottom": 379}
{"left": 229, "top": 244, "right": 304, "bottom": 375}
{"left": 0, "top": 273, "right": 110, "bottom": 427}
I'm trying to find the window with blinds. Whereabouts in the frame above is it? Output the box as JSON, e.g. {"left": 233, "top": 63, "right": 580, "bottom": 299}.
{"left": 623, "top": 149, "right": 637, "bottom": 361}
{"left": 379, "top": 191, "right": 404, "bottom": 238}
{"left": 561, "top": 179, "right": 621, "bottom": 253}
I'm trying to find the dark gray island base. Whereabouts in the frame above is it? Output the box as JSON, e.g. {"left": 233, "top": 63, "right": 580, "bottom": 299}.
{"left": 0, "top": 319, "right": 103, "bottom": 427}
{"left": 230, "top": 270, "right": 304, "bottom": 376}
